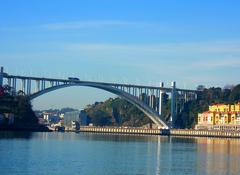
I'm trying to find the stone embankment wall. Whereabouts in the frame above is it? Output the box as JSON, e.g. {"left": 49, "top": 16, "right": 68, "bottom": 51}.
{"left": 79, "top": 127, "right": 240, "bottom": 138}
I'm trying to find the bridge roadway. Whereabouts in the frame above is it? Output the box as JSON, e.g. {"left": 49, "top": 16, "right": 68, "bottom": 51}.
{"left": 4, "top": 74, "right": 198, "bottom": 93}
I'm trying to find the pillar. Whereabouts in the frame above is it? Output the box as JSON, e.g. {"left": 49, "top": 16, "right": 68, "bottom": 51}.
{"left": 156, "top": 89, "right": 160, "bottom": 112}
{"left": 134, "top": 88, "right": 137, "bottom": 96}
{"left": 0, "top": 67, "right": 3, "bottom": 87}
{"left": 170, "top": 81, "right": 176, "bottom": 128}
{"left": 50, "top": 81, "right": 54, "bottom": 87}
{"left": 159, "top": 82, "right": 164, "bottom": 115}
{"left": 22, "top": 79, "right": 26, "bottom": 93}
{"left": 184, "top": 92, "right": 188, "bottom": 102}
{"left": 8, "top": 78, "right": 11, "bottom": 87}
{"left": 127, "top": 87, "right": 130, "bottom": 93}
{"left": 12, "top": 78, "right": 17, "bottom": 92}
{"left": 27, "top": 79, "right": 31, "bottom": 95}
{"left": 36, "top": 80, "right": 40, "bottom": 92}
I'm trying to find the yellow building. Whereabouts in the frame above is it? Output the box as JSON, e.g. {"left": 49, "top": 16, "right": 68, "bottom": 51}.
{"left": 231, "top": 103, "right": 240, "bottom": 112}
{"left": 209, "top": 104, "right": 231, "bottom": 113}
{"left": 214, "top": 113, "right": 220, "bottom": 125}
{"left": 196, "top": 102, "right": 240, "bottom": 130}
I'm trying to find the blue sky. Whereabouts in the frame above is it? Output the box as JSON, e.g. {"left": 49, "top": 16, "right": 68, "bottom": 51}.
{"left": 0, "top": 0, "right": 240, "bottom": 110}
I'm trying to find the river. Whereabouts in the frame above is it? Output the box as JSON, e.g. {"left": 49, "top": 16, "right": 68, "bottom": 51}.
{"left": 0, "top": 131, "right": 239, "bottom": 175}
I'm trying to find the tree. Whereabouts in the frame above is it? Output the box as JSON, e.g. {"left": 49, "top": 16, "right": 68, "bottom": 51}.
{"left": 229, "top": 84, "right": 240, "bottom": 103}
{"left": 196, "top": 85, "right": 205, "bottom": 91}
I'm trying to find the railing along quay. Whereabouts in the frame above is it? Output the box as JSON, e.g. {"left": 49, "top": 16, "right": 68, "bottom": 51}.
{"left": 79, "top": 127, "right": 240, "bottom": 138}
{"left": 170, "top": 129, "right": 240, "bottom": 138}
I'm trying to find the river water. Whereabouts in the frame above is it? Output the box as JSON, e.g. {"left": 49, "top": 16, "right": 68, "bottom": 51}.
{"left": 0, "top": 131, "right": 239, "bottom": 175}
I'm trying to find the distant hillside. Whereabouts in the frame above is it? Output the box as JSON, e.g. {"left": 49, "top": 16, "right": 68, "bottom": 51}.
{"left": 84, "top": 84, "right": 240, "bottom": 128}
{"left": 84, "top": 98, "right": 151, "bottom": 127}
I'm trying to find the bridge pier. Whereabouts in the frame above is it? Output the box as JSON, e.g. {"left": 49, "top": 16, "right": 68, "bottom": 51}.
{"left": 36, "top": 80, "right": 40, "bottom": 92}
{"left": 170, "top": 81, "right": 176, "bottom": 128}
{"left": 7, "top": 78, "right": 11, "bottom": 87}
{"left": 158, "top": 82, "right": 164, "bottom": 116}
{"left": 41, "top": 80, "right": 45, "bottom": 90}
{"left": 0, "top": 67, "right": 3, "bottom": 87}
{"left": 12, "top": 78, "right": 17, "bottom": 94}
{"left": 27, "top": 79, "right": 31, "bottom": 95}
{"left": 21, "top": 79, "right": 26, "bottom": 93}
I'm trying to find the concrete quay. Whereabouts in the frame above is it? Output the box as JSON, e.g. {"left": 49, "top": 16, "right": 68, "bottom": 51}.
{"left": 170, "top": 129, "right": 240, "bottom": 138}
{"left": 79, "top": 126, "right": 240, "bottom": 138}
{"left": 79, "top": 126, "right": 169, "bottom": 135}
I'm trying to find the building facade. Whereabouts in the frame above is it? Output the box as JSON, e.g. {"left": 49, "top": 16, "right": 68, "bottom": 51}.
{"left": 64, "top": 110, "right": 80, "bottom": 127}
{"left": 196, "top": 103, "right": 240, "bottom": 130}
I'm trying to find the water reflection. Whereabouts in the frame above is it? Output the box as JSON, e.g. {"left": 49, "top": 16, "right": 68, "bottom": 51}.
{"left": 196, "top": 137, "right": 240, "bottom": 175}
{"left": 0, "top": 132, "right": 240, "bottom": 175}
{"left": 0, "top": 131, "right": 33, "bottom": 139}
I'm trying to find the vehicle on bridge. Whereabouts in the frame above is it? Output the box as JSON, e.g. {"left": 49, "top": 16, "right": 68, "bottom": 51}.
{"left": 68, "top": 77, "right": 80, "bottom": 81}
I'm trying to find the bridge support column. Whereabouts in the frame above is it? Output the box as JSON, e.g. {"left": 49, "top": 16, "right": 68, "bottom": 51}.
{"left": 12, "top": 78, "right": 17, "bottom": 94}
{"left": 127, "top": 87, "right": 130, "bottom": 93}
{"left": 36, "top": 80, "right": 40, "bottom": 92}
{"left": 0, "top": 67, "right": 3, "bottom": 87}
{"left": 149, "top": 89, "right": 153, "bottom": 108}
{"left": 155, "top": 90, "right": 159, "bottom": 112}
{"left": 7, "top": 78, "right": 11, "bottom": 87}
{"left": 134, "top": 88, "right": 137, "bottom": 97}
{"left": 41, "top": 80, "right": 46, "bottom": 90}
{"left": 133, "top": 88, "right": 135, "bottom": 96}
{"left": 184, "top": 92, "right": 188, "bottom": 102}
{"left": 159, "top": 82, "right": 164, "bottom": 115}
{"left": 170, "top": 81, "right": 176, "bottom": 128}
{"left": 27, "top": 79, "right": 31, "bottom": 95}
{"left": 21, "top": 79, "right": 26, "bottom": 93}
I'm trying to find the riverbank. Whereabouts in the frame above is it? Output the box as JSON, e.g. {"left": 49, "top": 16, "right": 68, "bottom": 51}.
{"left": 78, "top": 126, "right": 240, "bottom": 138}
{"left": 0, "top": 124, "right": 51, "bottom": 132}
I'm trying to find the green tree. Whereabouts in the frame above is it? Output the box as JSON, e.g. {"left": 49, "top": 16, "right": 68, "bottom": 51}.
{"left": 229, "top": 84, "right": 240, "bottom": 103}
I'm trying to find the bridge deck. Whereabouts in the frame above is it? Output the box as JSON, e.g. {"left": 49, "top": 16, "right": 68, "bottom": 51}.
{"left": 4, "top": 74, "right": 199, "bottom": 93}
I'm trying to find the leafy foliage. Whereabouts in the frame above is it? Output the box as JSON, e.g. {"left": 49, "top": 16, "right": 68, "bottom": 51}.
{"left": 175, "top": 84, "right": 240, "bottom": 128}
{"left": 0, "top": 95, "right": 38, "bottom": 125}
{"left": 85, "top": 98, "right": 151, "bottom": 127}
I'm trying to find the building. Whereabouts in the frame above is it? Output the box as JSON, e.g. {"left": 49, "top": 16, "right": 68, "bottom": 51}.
{"left": 64, "top": 110, "right": 80, "bottom": 127}
{"left": 196, "top": 103, "right": 240, "bottom": 130}
{"left": 43, "top": 112, "right": 60, "bottom": 124}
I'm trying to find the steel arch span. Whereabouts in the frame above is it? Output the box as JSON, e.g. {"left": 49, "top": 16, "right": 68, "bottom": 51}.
{"left": 29, "top": 82, "right": 169, "bottom": 129}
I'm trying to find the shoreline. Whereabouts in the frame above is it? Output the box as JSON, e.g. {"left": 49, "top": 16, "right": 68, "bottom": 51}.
{"left": 1, "top": 126, "right": 240, "bottom": 138}
{"left": 0, "top": 125, "right": 51, "bottom": 132}
{"left": 78, "top": 127, "right": 240, "bottom": 138}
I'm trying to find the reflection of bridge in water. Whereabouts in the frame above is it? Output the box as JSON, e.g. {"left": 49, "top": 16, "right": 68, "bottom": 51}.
{"left": 0, "top": 67, "right": 199, "bottom": 129}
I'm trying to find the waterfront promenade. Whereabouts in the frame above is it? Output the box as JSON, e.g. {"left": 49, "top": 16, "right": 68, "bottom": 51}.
{"left": 78, "top": 126, "right": 240, "bottom": 138}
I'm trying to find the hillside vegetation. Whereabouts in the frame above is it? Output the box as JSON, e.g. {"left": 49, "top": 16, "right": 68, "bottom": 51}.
{"left": 85, "top": 98, "right": 151, "bottom": 127}
{"left": 0, "top": 86, "right": 46, "bottom": 130}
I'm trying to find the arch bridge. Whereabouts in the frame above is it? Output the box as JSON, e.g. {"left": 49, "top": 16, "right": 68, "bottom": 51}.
{"left": 0, "top": 67, "right": 199, "bottom": 129}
